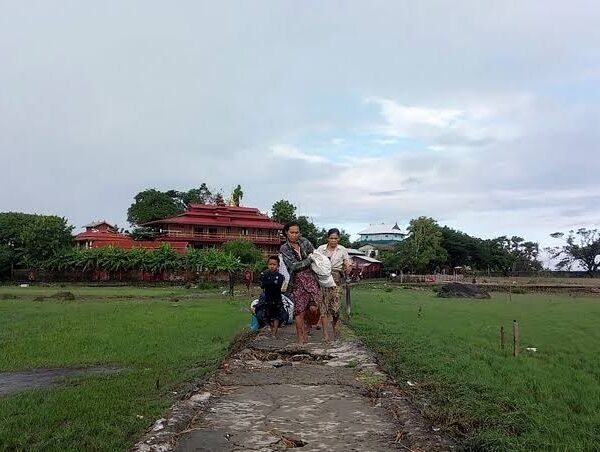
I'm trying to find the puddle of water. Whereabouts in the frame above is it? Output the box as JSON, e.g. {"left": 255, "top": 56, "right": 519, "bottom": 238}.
{"left": 0, "top": 366, "right": 124, "bottom": 396}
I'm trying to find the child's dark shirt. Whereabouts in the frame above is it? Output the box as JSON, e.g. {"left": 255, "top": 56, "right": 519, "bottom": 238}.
{"left": 260, "top": 270, "right": 284, "bottom": 305}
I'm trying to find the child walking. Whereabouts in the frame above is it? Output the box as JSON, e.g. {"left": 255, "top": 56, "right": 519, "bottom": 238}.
{"left": 260, "top": 255, "right": 285, "bottom": 338}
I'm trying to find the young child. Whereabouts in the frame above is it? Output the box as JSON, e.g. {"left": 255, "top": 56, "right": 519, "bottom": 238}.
{"left": 260, "top": 255, "right": 285, "bottom": 338}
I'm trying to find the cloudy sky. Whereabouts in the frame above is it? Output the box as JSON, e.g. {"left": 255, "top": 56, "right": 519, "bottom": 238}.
{"left": 1, "top": 1, "right": 599, "bottom": 255}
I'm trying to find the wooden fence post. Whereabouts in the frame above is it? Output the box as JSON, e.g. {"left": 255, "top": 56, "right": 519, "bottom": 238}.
{"left": 500, "top": 326, "right": 505, "bottom": 350}
{"left": 513, "top": 320, "right": 519, "bottom": 357}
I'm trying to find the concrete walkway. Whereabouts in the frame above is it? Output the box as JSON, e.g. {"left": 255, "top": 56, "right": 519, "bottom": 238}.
{"left": 134, "top": 324, "right": 453, "bottom": 452}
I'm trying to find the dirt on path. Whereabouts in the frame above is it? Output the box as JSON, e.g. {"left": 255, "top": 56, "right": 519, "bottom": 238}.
{"left": 133, "top": 324, "right": 453, "bottom": 452}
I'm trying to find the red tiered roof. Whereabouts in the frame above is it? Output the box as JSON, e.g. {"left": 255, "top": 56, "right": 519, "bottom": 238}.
{"left": 143, "top": 204, "right": 283, "bottom": 229}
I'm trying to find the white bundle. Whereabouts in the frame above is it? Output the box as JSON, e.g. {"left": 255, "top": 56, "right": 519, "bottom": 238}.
{"left": 309, "top": 252, "right": 336, "bottom": 288}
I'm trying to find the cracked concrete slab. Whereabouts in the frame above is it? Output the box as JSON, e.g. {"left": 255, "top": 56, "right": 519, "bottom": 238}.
{"left": 133, "top": 325, "right": 454, "bottom": 452}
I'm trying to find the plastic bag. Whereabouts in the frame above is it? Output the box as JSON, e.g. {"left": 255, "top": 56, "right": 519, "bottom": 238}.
{"left": 249, "top": 314, "right": 260, "bottom": 332}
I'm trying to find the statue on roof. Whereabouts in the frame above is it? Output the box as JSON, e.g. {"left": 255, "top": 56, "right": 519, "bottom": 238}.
{"left": 231, "top": 185, "right": 243, "bottom": 207}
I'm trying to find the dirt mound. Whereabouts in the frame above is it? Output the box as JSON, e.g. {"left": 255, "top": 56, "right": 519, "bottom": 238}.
{"left": 48, "top": 291, "right": 76, "bottom": 300}
{"left": 437, "top": 282, "right": 490, "bottom": 299}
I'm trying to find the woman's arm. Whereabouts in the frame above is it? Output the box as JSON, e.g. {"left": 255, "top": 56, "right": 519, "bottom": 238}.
{"left": 341, "top": 248, "right": 353, "bottom": 274}
{"left": 280, "top": 242, "right": 312, "bottom": 273}
{"left": 283, "top": 254, "right": 312, "bottom": 272}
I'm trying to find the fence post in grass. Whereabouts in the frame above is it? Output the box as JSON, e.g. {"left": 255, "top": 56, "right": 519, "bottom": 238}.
{"left": 500, "top": 326, "right": 505, "bottom": 350}
{"left": 513, "top": 320, "right": 519, "bottom": 357}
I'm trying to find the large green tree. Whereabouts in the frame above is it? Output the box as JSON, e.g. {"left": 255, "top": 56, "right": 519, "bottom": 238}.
{"left": 383, "top": 217, "right": 447, "bottom": 273}
{"left": 439, "top": 227, "right": 542, "bottom": 274}
{"left": 440, "top": 226, "right": 480, "bottom": 268}
{"left": 127, "top": 185, "right": 224, "bottom": 226}
{"left": 222, "top": 239, "right": 264, "bottom": 270}
{"left": 492, "top": 235, "right": 542, "bottom": 273}
{"left": 271, "top": 200, "right": 297, "bottom": 224}
{"left": 180, "top": 183, "right": 215, "bottom": 205}
{"left": 0, "top": 212, "right": 74, "bottom": 273}
{"left": 548, "top": 228, "right": 600, "bottom": 276}
{"left": 405, "top": 216, "right": 448, "bottom": 272}
{"left": 127, "top": 189, "right": 186, "bottom": 226}
{"left": 20, "top": 215, "right": 74, "bottom": 264}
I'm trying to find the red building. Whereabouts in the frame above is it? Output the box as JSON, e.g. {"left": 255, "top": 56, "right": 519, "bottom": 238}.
{"left": 347, "top": 248, "right": 383, "bottom": 278}
{"left": 74, "top": 221, "right": 188, "bottom": 252}
{"left": 143, "top": 204, "right": 283, "bottom": 255}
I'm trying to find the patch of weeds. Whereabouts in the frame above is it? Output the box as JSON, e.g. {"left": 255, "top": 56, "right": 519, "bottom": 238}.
{"left": 338, "top": 324, "right": 357, "bottom": 338}
{"left": 355, "top": 369, "right": 386, "bottom": 386}
{"left": 48, "top": 291, "right": 76, "bottom": 300}
{"left": 346, "top": 359, "right": 359, "bottom": 368}
{"left": 0, "top": 293, "right": 19, "bottom": 300}
{"left": 511, "top": 288, "right": 527, "bottom": 294}
{"left": 384, "top": 287, "right": 394, "bottom": 293}
{"left": 195, "top": 281, "right": 219, "bottom": 290}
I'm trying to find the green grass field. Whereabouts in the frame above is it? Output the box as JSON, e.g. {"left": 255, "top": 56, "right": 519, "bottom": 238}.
{"left": 350, "top": 286, "right": 600, "bottom": 451}
{"left": 0, "top": 286, "right": 248, "bottom": 451}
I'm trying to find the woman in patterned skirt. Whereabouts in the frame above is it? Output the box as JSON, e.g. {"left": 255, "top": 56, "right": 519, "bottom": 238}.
{"left": 316, "top": 228, "right": 352, "bottom": 341}
{"left": 280, "top": 221, "right": 321, "bottom": 345}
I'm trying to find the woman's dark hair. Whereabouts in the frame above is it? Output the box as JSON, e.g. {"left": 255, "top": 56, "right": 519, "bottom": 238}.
{"left": 267, "top": 255, "right": 280, "bottom": 263}
{"left": 283, "top": 221, "right": 300, "bottom": 234}
{"left": 327, "top": 228, "right": 341, "bottom": 237}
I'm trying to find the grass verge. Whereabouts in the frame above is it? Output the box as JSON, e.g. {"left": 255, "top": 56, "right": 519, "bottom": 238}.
{"left": 0, "top": 286, "right": 248, "bottom": 451}
{"left": 350, "top": 286, "right": 600, "bottom": 451}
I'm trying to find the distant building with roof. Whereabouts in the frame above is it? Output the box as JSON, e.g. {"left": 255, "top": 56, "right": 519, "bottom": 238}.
{"left": 345, "top": 248, "right": 383, "bottom": 278}
{"left": 74, "top": 220, "right": 188, "bottom": 252}
{"left": 74, "top": 204, "right": 282, "bottom": 255}
{"left": 358, "top": 244, "right": 379, "bottom": 258}
{"left": 357, "top": 223, "right": 404, "bottom": 244}
{"left": 142, "top": 203, "right": 283, "bottom": 256}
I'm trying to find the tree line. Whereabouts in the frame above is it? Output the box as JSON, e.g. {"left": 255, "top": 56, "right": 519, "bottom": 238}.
{"left": 1, "top": 190, "right": 599, "bottom": 279}
{"left": 380, "top": 217, "right": 599, "bottom": 277}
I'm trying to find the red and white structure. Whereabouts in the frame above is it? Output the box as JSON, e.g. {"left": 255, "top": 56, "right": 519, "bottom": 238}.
{"left": 74, "top": 221, "right": 188, "bottom": 252}
{"left": 74, "top": 204, "right": 283, "bottom": 255}
{"left": 143, "top": 204, "right": 283, "bottom": 255}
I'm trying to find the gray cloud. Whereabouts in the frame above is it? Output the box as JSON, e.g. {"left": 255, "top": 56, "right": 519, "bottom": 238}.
{"left": 1, "top": 1, "right": 599, "bottom": 249}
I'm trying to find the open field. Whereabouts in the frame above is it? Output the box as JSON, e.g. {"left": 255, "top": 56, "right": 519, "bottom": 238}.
{"left": 474, "top": 276, "right": 600, "bottom": 287}
{"left": 0, "top": 284, "right": 220, "bottom": 299}
{"left": 350, "top": 286, "right": 600, "bottom": 450}
{"left": 0, "top": 286, "right": 248, "bottom": 451}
